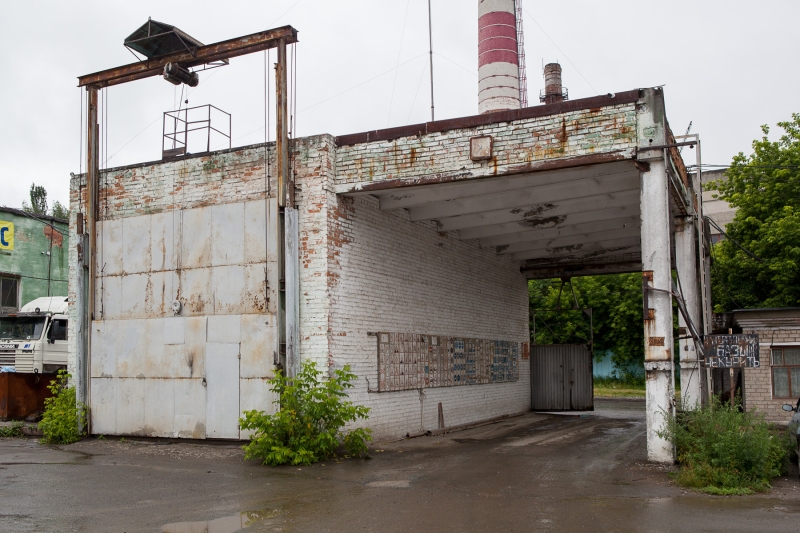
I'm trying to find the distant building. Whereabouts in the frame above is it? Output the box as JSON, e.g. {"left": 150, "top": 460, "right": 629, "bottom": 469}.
{"left": 0, "top": 207, "right": 68, "bottom": 312}
{"left": 728, "top": 308, "right": 800, "bottom": 424}
{"left": 695, "top": 169, "right": 736, "bottom": 244}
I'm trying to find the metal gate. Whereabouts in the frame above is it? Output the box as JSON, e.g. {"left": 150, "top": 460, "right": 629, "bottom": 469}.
{"left": 531, "top": 344, "right": 593, "bottom": 411}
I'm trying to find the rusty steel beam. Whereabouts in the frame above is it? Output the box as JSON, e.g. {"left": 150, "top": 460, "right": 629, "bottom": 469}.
{"left": 78, "top": 26, "right": 298, "bottom": 88}
{"left": 276, "top": 39, "right": 289, "bottom": 207}
{"left": 522, "top": 260, "right": 642, "bottom": 280}
{"left": 82, "top": 85, "right": 99, "bottom": 434}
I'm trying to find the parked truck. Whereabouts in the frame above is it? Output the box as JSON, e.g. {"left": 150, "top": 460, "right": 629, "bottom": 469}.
{"left": 0, "top": 297, "right": 69, "bottom": 374}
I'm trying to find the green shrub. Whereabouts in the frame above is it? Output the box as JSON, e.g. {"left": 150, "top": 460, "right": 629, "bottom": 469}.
{"left": 659, "top": 397, "right": 791, "bottom": 495}
{"left": 240, "top": 361, "right": 371, "bottom": 466}
{"left": 0, "top": 421, "right": 24, "bottom": 438}
{"left": 39, "top": 370, "right": 87, "bottom": 444}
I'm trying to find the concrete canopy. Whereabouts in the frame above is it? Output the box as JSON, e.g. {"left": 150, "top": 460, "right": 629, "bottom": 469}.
{"left": 335, "top": 88, "right": 696, "bottom": 282}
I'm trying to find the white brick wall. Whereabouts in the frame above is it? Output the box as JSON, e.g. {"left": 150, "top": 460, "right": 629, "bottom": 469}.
{"left": 335, "top": 102, "right": 638, "bottom": 189}
{"left": 326, "top": 194, "right": 530, "bottom": 439}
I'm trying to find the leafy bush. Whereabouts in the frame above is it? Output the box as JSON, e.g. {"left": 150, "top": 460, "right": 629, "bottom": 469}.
{"left": 239, "top": 361, "right": 371, "bottom": 466}
{"left": 659, "top": 397, "right": 791, "bottom": 495}
{"left": 0, "top": 421, "right": 24, "bottom": 438}
{"left": 39, "top": 370, "right": 87, "bottom": 444}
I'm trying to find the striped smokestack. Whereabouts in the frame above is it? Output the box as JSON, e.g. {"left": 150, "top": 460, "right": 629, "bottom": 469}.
{"left": 478, "top": 0, "right": 521, "bottom": 114}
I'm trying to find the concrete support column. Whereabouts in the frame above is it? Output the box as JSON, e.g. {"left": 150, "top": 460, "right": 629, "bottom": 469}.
{"left": 675, "top": 215, "right": 703, "bottom": 410}
{"left": 640, "top": 155, "right": 675, "bottom": 464}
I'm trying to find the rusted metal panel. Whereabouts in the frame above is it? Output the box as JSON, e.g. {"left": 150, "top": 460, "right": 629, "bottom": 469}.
{"left": 163, "top": 317, "right": 185, "bottom": 345}
{"left": 376, "top": 332, "right": 519, "bottom": 392}
{"left": 335, "top": 90, "right": 641, "bottom": 146}
{"left": 115, "top": 377, "right": 146, "bottom": 434}
{"left": 243, "top": 200, "right": 267, "bottom": 265}
{"left": 211, "top": 203, "right": 245, "bottom": 267}
{"left": 89, "top": 377, "right": 116, "bottom": 435}
{"left": 0, "top": 372, "right": 54, "bottom": 420}
{"left": 78, "top": 26, "right": 298, "bottom": 88}
{"left": 212, "top": 265, "right": 246, "bottom": 315}
{"left": 174, "top": 378, "right": 206, "bottom": 439}
{"left": 144, "top": 377, "right": 175, "bottom": 437}
{"left": 181, "top": 207, "right": 212, "bottom": 269}
{"left": 207, "top": 315, "right": 241, "bottom": 344}
{"left": 239, "top": 314, "right": 276, "bottom": 379}
{"left": 90, "top": 320, "right": 116, "bottom": 378}
{"left": 703, "top": 334, "right": 760, "bottom": 368}
{"left": 530, "top": 344, "right": 593, "bottom": 411}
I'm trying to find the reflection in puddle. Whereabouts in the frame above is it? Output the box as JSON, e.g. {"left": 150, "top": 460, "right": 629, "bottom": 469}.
{"left": 162, "top": 509, "right": 279, "bottom": 533}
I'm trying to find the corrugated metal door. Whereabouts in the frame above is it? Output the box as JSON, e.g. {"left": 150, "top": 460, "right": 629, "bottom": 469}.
{"left": 531, "top": 344, "right": 593, "bottom": 411}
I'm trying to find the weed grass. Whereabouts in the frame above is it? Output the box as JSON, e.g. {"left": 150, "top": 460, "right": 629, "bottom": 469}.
{"left": 0, "top": 421, "right": 25, "bottom": 438}
{"left": 594, "top": 376, "right": 647, "bottom": 398}
{"left": 660, "top": 397, "right": 791, "bottom": 495}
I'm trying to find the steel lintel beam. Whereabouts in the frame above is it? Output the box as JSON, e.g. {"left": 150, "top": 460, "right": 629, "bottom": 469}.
{"left": 78, "top": 25, "right": 298, "bottom": 88}
{"left": 523, "top": 261, "right": 643, "bottom": 279}
{"left": 513, "top": 236, "right": 640, "bottom": 262}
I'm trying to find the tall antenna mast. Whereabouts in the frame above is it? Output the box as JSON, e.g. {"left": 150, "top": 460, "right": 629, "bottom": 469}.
{"left": 515, "top": 0, "right": 528, "bottom": 107}
{"left": 428, "top": 0, "right": 435, "bottom": 121}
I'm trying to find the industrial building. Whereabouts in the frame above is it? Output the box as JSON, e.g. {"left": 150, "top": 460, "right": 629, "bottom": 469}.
{"left": 0, "top": 207, "right": 68, "bottom": 313}
{"left": 68, "top": 1, "right": 710, "bottom": 463}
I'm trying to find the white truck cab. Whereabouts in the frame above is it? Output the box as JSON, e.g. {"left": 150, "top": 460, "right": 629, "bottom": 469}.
{"left": 0, "top": 297, "right": 69, "bottom": 374}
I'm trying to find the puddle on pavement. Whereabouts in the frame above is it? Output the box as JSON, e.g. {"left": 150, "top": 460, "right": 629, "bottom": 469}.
{"left": 161, "top": 509, "right": 280, "bottom": 533}
{"left": 366, "top": 480, "right": 411, "bottom": 488}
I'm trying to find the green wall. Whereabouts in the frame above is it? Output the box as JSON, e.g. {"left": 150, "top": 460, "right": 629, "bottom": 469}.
{"left": 0, "top": 209, "right": 69, "bottom": 309}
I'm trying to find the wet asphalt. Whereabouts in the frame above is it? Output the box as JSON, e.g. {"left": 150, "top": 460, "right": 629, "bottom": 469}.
{"left": 1, "top": 399, "right": 799, "bottom": 533}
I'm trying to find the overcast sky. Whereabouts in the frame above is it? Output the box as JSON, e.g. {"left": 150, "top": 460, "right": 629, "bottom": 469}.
{"left": 2, "top": 0, "right": 799, "bottom": 209}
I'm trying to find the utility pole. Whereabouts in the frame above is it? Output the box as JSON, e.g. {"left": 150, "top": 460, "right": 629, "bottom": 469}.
{"left": 428, "top": 0, "right": 435, "bottom": 122}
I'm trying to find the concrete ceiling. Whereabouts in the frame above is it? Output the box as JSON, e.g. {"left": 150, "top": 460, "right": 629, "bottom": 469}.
{"left": 353, "top": 160, "right": 643, "bottom": 279}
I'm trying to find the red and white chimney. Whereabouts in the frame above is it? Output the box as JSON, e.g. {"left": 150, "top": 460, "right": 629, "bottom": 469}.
{"left": 478, "top": 0, "right": 521, "bottom": 114}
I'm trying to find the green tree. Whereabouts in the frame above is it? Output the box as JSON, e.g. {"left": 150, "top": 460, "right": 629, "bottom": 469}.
{"left": 50, "top": 201, "right": 69, "bottom": 220}
{"left": 710, "top": 114, "right": 800, "bottom": 311}
{"left": 530, "top": 274, "right": 644, "bottom": 378}
{"left": 22, "top": 183, "right": 48, "bottom": 215}
{"left": 20, "top": 183, "right": 69, "bottom": 220}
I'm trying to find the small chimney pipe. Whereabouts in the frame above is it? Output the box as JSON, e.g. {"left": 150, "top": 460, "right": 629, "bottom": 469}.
{"left": 541, "top": 63, "right": 567, "bottom": 104}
